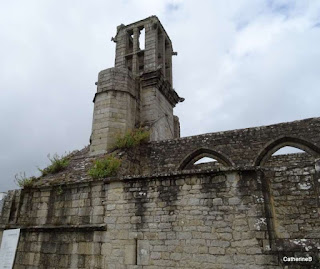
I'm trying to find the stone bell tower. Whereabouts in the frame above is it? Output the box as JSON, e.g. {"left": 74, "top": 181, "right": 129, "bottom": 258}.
{"left": 90, "top": 16, "right": 184, "bottom": 155}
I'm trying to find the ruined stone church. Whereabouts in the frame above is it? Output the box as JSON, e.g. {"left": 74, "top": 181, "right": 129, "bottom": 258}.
{"left": 0, "top": 16, "right": 320, "bottom": 268}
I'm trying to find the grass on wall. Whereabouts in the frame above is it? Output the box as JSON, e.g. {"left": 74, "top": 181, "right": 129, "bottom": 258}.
{"left": 38, "top": 154, "right": 70, "bottom": 176}
{"left": 14, "top": 172, "right": 37, "bottom": 188}
{"left": 88, "top": 155, "right": 121, "bottom": 179}
{"left": 114, "top": 127, "right": 150, "bottom": 149}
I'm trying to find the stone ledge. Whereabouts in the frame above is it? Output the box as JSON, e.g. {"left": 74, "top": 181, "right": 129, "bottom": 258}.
{"left": 104, "top": 166, "right": 260, "bottom": 182}
{"left": 0, "top": 224, "right": 107, "bottom": 232}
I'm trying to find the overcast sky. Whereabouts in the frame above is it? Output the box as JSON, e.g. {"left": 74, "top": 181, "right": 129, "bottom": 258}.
{"left": 1, "top": 0, "right": 320, "bottom": 191}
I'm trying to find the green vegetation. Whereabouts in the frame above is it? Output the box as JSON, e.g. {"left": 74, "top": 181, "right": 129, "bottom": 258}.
{"left": 14, "top": 172, "right": 37, "bottom": 188}
{"left": 39, "top": 153, "right": 70, "bottom": 176}
{"left": 56, "top": 185, "right": 64, "bottom": 195}
{"left": 114, "top": 127, "right": 150, "bottom": 149}
{"left": 14, "top": 152, "right": 70, "bottom": 188}
{"left": 88, "top": 155, "right": 121, "bottom": 179}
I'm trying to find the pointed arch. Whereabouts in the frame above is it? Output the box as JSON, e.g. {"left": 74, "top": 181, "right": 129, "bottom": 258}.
{"left": 178, "top": 148, "right": 234, "bottom": 170}
{"left": 254, "top": 136, "right": 320, "bottom": 166}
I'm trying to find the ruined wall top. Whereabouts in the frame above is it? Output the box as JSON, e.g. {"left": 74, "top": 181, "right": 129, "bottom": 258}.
{"left": 32, "top": 117, "right": 320, "bottom": 188}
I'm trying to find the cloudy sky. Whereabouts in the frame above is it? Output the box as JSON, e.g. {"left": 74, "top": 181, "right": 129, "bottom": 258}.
{"left": 1, "top": 0, "right": 320, "bottom": 191}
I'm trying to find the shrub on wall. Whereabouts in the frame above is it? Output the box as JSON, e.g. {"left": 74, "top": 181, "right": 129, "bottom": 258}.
{"left": 89, "top": 155, "right": 121, "bottom": 179}
{"left": 114, "top": 127, "right": 150, "bottom": 149}
{"left": 14, "top": 172, "right": 37, "bottom": 188}
{"left": 39, "top": 153, "right": 70, "bottom": 176}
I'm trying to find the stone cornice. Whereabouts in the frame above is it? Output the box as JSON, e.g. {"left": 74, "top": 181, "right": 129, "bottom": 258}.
{"left": 140, "top": 70, "right": 184, "bottom": 107}
{"left": 0, "top": 224, "right": 107, "bottom": 232}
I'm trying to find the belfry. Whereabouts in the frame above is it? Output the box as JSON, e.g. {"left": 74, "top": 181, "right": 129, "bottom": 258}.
{"left": 90, "top": 16, "right": 184, "bottom": 155}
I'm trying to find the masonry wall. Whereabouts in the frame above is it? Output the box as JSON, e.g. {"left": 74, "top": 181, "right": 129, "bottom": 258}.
{"left": 0, "top": 183, "right": 107, "bottom": 268}
{"left": 15, "top": 231, "right": 104, "bottom": 268}
{"left": 116, "top": 171, "right": 272, "bottom": 269}
{"left": 90, "top": 68, "right": 138, "bottom": 155}
{"left": 140, "top": 86, "right": 174, "bottom": 141}
{"left": 1, "top": 118, "right": 320, "bottom": 268}
{"left": 1, "top": 160, "right": 319, "bottom": 268}
{"left": 136, "top": 117, "right": 320, "bottom": 174}
{"left": 268, "top": 166, "right": 319, "bottom": 239}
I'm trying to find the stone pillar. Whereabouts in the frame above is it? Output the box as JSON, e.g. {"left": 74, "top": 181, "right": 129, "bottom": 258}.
{"left": 115, "top": 25, "right": 128, "bottom": 69}
{"left": 165, "top": 44, "right": 173, "bottom": 86}
{"left": 144, "top": 20, "right": 158, "bottom": 72}
{"left": 158, "top": 30, "right": 166, "bottom": 78}
{"left": 132, "top": 28, "right": 140, "bottom": 76}
{"left": 173, "top": 115, "right": 180, "bottom": 138}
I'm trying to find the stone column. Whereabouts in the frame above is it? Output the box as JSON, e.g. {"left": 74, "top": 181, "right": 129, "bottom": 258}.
{"left": 165, "top": 44, "right": 173, "bottom": 86}
{"left": 132, "top": 28, "right": 140, "bottom": 76}
{"left": 158, "top": 30, "right": 166, "bottom": 78}
{"left": 144, "top": 20, "right": 158, "bottom": 72}
{"left": 115, "top": 25, "right": 128, "bottom": 69}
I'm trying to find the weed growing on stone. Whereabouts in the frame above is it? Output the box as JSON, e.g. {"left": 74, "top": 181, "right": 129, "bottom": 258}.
{"left": 39, "top": 153, "right": 70, "bottom": 176}
{"left": 56, "top": 185, "right": 64, "bottom": 195}
{"left": 14, "top": 172, "right": 37, "bottom": 188}
{"left": 88, "top": 155, "right": 121, "bottom": 179}
{"left": 114, "top": 127, "right": 150, "bottom": 149}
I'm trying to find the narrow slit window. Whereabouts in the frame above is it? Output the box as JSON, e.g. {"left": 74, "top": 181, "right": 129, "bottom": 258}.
{"left": 139, "top": 28, "right": 145, "bottom": 50}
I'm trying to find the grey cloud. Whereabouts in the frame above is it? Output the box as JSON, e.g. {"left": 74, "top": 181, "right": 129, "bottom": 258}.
{"left": 1, "top": 0, "right": 320, "bottom": 191}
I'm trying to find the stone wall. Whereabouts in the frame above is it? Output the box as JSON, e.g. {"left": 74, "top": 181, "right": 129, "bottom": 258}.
{"left": 136, "top": 117, "right": 320, "bottom": 174}
{"left": 1, "top": 155, "right": 319, "bottom": 268}
{"left": 140, "top": 86, "right": 174, "bottom": 141}
{"left": 0, "top": 184, "right": 107, "bottom": 268}
{"left": 1, "top": 118, "right": 320, "bottom": 268}
{"left": 265, "top": 163, "right": 320, "bottom": 240}
{"left": 15, "top": 230, "right": 104, "bottom": 268}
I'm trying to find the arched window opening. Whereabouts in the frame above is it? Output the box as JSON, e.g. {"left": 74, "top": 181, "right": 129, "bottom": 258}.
{"left": 187, "top": 155, "right": 225, "bottom": 170}
{"left": 194, "top": 157, "right": 217, "bottom": 165}
{"left": 259, "top": 141, "right": 320, "bottom": 241}
{"left": 193, "top": 157, "right": 221, "bottom": 169}
{"left": 254, "top": 136, "right": 320, "bottom": 167}
{"left": 178, "top": 148, "right": 233, "bottom": 170}
{"left": 272, "top": 146, "right": 304, "bottom": 155}
{"left": 264, "top": 146, "right": 314, "bottom": 167}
